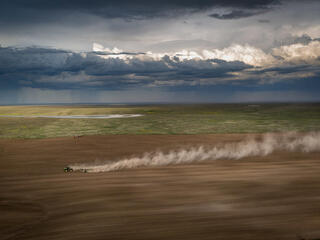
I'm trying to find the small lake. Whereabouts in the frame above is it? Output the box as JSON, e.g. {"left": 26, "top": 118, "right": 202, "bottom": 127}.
{"left": 0, "top": 114, "right": 143, "bottom": 119}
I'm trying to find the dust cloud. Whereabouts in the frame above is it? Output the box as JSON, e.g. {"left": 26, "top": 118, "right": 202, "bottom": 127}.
{"left": 70, "top": 132, "right": 320, "bottom": 172}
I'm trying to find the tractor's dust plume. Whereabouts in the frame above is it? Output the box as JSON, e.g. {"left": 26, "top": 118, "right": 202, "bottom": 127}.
{"left": 70, "top": 132, "right": 320, "bottom": 172}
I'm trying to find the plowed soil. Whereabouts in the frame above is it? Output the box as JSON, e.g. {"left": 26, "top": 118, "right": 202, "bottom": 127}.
{"left": 1, "top": 134, "right": 320, "bottom": 240}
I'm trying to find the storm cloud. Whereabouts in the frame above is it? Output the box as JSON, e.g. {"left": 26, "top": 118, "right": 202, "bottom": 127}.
{"left": 0, "top": 45, "right": 252, "bottom": 90}
{"left": 1, "top": 38, "right": 319, "bottom": 92}
{"left": 0, "top": 0, "right": 280, "bottom": 22}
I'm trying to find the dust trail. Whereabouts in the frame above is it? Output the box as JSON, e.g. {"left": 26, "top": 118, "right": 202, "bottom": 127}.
{"left": 70, "top": 132, "right": 320, "bottom": 172}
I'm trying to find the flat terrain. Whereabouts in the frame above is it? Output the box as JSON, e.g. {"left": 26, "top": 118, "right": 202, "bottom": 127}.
{"left": 1, "top": 104, "right": 320, "bottom": 138}
{"left": 1, "top": 134, "right": 320, "bottom": 240}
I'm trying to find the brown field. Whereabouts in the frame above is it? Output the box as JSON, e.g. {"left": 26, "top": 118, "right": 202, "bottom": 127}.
{"left": 1, "top": 134, "right": 320, "bottom": 240}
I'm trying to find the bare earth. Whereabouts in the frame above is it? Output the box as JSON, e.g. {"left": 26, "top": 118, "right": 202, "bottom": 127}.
{"left": 1, "top": 134, "right": 320, "bottom": 240}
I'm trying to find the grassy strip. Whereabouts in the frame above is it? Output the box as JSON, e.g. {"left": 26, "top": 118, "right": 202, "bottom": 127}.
{"left": 1, "top": 104, "right": 320, "bottom": 138}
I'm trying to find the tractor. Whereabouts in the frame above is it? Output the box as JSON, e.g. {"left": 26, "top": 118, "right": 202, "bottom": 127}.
{"left": 64, "top": 166, "right": 73, "bottom": 172}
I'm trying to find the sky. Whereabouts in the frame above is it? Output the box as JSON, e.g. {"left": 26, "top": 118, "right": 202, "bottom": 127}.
{"left": 0, "top": 0, "right": 319, "bottom": 104}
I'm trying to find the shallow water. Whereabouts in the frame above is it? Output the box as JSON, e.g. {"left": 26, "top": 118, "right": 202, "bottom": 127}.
{"left": 0, "top": 114, "right": 143, "bottom": 119}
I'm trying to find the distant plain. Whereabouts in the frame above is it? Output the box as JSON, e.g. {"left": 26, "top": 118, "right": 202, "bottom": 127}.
{"left": 1, "top": 103, "right": 320, "bottom": 138}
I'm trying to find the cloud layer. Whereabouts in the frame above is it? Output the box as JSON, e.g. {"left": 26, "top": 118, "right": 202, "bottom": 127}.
{"left": 0, "top": 37, "right": 319, "bottom": 95}
{"left": 0, "top": 0, "right": 280, "bottom": 22}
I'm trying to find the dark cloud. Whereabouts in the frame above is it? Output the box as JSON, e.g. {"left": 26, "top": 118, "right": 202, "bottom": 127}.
{"left": 93, "top": 52, "right": 146, "bottom": 56}
{"left": 209, "top": 9, "right": 268, "bottom": 20}
{"left": 0, "top": 0, "right": 280, "bottom": 24}
{"left": 0, "top": 46, "right": 70, "bottom": 74}
{"left": 0, "top": 45, "right": 253, "bottom": 90}
{"left": 273, "top": 34, "right": 313, "bottom": 47}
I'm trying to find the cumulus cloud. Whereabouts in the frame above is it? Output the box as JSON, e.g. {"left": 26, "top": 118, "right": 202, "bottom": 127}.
{"left": 94, "top": 42, "right": 275, "bottom": 66}
{"left": 93, "top": 43, "right": 122, "bottom": 54}
{"left": 272, "top": 40, "right": 320, "bottom": 64}
{"left": 0, "top": 39, "right": 319, "bottom": 91}
{"left": 202, "top": 44, "right": 275, "bottom": 66}
{"left": 92, "top": 40, "right": 320, "bottom": 68}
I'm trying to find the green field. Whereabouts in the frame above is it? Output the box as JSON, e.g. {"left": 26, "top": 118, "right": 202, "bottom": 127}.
{"left": 0, "top": 104, "right": 320, "bottom": 138}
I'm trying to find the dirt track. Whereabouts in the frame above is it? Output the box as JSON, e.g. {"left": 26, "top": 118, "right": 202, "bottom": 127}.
{"left": 1, "top": 134, "right": 320, "bottom": 240}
